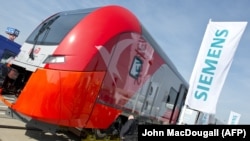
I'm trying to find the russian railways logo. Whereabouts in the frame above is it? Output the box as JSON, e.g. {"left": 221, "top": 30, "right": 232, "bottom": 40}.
{"left": 34, "top": 47, "right": 41, "bottom": 54}
{"left": 29, "top": 47, "right": 41, "bottom": 54}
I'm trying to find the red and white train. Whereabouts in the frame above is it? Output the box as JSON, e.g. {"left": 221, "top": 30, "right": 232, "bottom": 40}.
{"left": 1, "top": 5, "right": 188, "bottom": 138}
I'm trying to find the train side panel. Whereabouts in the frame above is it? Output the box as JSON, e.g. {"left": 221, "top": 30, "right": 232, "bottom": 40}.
{"left": 95, "top": 32, "right": 187, "bottom": 125}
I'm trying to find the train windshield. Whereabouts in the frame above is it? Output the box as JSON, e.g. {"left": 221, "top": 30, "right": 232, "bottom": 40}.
{"left": 26, "top": 12, "right": 87, "bottom": 45}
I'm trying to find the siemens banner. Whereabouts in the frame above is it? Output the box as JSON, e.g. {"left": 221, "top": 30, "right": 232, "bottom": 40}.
{"left": 185, "top": 21, "right": 247, "bottom": 114}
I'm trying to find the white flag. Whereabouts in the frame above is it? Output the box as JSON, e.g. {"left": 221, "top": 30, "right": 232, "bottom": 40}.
{"left": 185, "top": 21, "right": 247, "bottom": 114}
{"left": 228, "top": 111, "right": 241, "bottom": 125}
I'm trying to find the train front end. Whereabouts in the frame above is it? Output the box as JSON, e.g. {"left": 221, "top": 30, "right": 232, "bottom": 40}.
{"left": 0, "top": 5, "right": 141, "bottom": 129}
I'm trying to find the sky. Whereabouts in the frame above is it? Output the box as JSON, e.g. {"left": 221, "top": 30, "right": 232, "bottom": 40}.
{"left": 1, "top": 0, "right": 250, "bottom": 124}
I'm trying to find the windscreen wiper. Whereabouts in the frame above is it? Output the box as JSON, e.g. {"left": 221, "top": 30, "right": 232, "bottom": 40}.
{"left": 29, "top": 16, "right": 59, "bottom": 60}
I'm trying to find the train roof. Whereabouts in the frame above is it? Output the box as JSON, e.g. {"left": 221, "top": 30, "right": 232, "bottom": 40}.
{"left": 34, "top": 5, "right": 189, "bottom": 87}
{"left": 57, "top": 7, "right": 98, "bottom": 15}
{"left": 57, "top": 5, "right": 189, "bottom": 87}
{"left": 141, "top": 26, "right": 189, "bottom": 87}
{"left": 65, "top": 6, "right": 187, "bottom": 84}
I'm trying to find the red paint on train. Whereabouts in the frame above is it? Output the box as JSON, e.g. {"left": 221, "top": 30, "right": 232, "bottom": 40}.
{"left": 1, "top": 5, "right": 188, "bottom": 133}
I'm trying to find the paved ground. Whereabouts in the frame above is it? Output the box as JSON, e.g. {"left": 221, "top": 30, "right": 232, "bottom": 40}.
{"left": 0, "top": 109, "right": 119, "bottom": 141}
{"left": 0, "top": 113, "right": 83, "bottom": 141}
{"left": 0, "top": 95, "right": 81, "bottom": 141}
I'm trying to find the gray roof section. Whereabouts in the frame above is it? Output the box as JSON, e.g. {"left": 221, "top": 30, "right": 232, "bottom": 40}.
{"left": 141, "top": 25, "right": 189, "bottom": 87}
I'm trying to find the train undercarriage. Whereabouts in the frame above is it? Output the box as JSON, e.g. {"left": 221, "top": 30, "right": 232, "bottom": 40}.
{"left": 4, "top": 103, "right": 126, "bottom": 140}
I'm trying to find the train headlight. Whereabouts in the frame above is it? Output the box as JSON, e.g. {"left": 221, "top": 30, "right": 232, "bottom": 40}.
{"left": 44, "top": 55, "right": 65, "bottom": 63}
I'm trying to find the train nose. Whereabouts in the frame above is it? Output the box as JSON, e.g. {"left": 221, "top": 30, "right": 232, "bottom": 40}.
{"left": 6, "top": 68, "right": 105, "bottom": 127}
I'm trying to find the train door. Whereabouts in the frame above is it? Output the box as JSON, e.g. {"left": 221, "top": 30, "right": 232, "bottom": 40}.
{"left": 140, "top": 81, "right": 159, "bottom": 116}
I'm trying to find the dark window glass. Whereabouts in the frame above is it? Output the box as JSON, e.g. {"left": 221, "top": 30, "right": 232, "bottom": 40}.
{"left": 26, "top": 12, "right": 87, "bottom": 45}
{"left": 166, "top": 87, "right": 178, "bottom": 105}
{"left": 129, "top": 56, "right": 143, "bottom": 79}
{"left": 0, "top": 49, "right": 16, "bottom": 78}
{"left": 1, "top": 49, "right": 16, "bottom": 60}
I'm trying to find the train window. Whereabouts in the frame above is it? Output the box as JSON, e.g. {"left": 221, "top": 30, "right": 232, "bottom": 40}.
{"left": 148, "top": 86, "right": 153, "bottom": 96}
{"left": 144, "top": 101, "right": 148, "bottom": 110}
{"left": 129, "top": 56, "right": 143, "bottom": 79}
{"left": 26, "top": 12, "right": 87, "bottom": 45}
{"left": 165, "top": 87, "right": 178, "bottom": 107}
